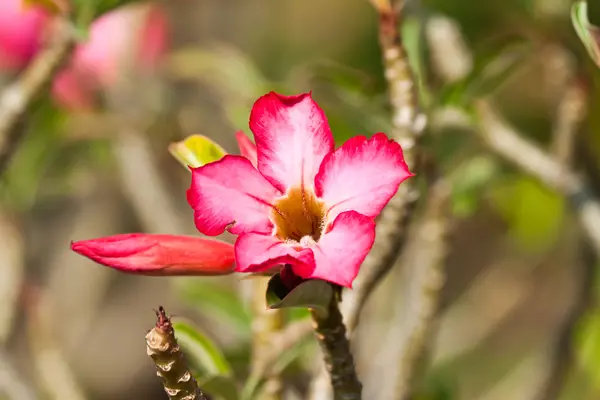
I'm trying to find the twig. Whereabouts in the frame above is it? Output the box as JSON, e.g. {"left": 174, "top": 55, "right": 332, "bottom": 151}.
{"left": 250, "top": 278, "right": 284, "bottom": 400}
{"left": 0, "top": 19, "right": 76, "bottom": 177}
{"left": 427, "top": 16, "right": 599, "bottom": 400}
{"left": 340, "top": 0, "right": 424, "bottom": 337}
{"left": 535, "top": 238, "right": 595, "bottom": 400}
{"left": 385, "top": 178, "right": 450, "bottom": 400}
{"left": 550, "top": 82, "right": 587, "bottom": 166}
{"left": 0, "top": 211, "right": 24, "bottom": 344}
{"left": 146, "top": 306, "right": 208, "bottom": 400}
{"left": 311, "top": 297, "right": 362, "bottom": 400}
{"left": 113, "top": 127, "right": 191, "bottom": 235}
{"left": 474, "top": 101, "right": 600, "bottom": 254}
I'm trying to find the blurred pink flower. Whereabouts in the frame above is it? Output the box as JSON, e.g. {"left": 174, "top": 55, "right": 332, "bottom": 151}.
{"left": 0, "top": 0, "right": 50, "bottom": 70}
{"left": 188, "top": 92, "right": 413, "bottom": 288}
{"left": 52, "top": 2, "right": 169, "bottom": 110}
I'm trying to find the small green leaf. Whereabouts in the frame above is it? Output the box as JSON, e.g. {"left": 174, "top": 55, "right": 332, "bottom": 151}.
{"left": 449, "top": 156, "right": 500, "bottom": 217}
{"left": 174, "top": 279, "right": 251, "bottom": 335}
{"left": 572, "top": 1, "right": 600, "bottom": 68}
{"left": 172, "top": 320, "right": 233, "bottom": 377}
{"left": 265, "top": 274, "right": 333, "bottom": 318}
{"left": 439, "top": 41, "right": 530, "bottom": 106}
{"left": 576, "top": 312, "right": 600, "bottom": 388}
{"left": 199, "top": 375, "right": 239, "bottom": 400}
{"left": 168, "top": 134, "right": 227, "bottom": 170}
{"left": 491, "top": 176, "right": 565, "bottom": 250}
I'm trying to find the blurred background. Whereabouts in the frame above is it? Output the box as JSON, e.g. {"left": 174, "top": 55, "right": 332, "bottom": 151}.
{"left": 1, "top": 0, "right": 600, "bottom": 399}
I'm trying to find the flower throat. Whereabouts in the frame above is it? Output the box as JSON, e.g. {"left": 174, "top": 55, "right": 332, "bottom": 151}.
{"left": 271, "top": 187, "right": 326, "bottom": 242}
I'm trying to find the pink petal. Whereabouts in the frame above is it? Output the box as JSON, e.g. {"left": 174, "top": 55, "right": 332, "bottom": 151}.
{"left": 71, "top": 233, "right": 235, "bottom": 276}
{"left": 234, "top": 233, "right": 315, "bottom": 274}
{"left": 298, "top": 211, "right": 375, "bottom": 288}
{"left": 249, "top": 92, "right": 334, "bottom": 192}
{"left": 187, "top": 155, "right": 281, "bottom": 236}
{"left": 315, "top": 133, "right": 413, "bottom": 223}
{"left": 235, "top": 131, "right": 258, "bottom": 167}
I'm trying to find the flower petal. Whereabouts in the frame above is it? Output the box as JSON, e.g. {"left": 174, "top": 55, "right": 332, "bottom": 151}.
{"left": 71, "top": 233, "right": 235, "bottom": 276}
{"left": 250, "top": 92, "right": 334, "bottom": 192}
{"left": 234, "top": 233, "right": 315, "bottom": 274}
{"left": 297, "top": 211, "right": 375, "bottom": 288}
{"left": 315, "top": 133, "right": 413, "bottom": 222}
{"left": 235, "top": 130, "right": 258, "bottom": 167}
{"left": 187, "top": 155, "right": 281, "bottom": 236}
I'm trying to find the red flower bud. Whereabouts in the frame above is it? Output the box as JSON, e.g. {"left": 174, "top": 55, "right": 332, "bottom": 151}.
{"left": 71, "top": 233, "right": 235, "bottom": 276}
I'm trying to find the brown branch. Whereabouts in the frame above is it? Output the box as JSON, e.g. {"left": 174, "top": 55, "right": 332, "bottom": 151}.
{"left": 474, "top": 101, "right": 600, "bottom": 255}
{"left": 426, "top": 16, "right": 597, "bottom": 400}
{"left": 341, "top": 0, "right": 424, "bottom": 337}
{"left": 146, "top": 306, "right": 208, "bottom": 400}
{"left": 0, "top": 19, "right": 76, "bottom": 177}
{"left": 311, "top": 297, "right": 363, "bottom": 400}
{"left": 550, "top": 81, "right": 587, "bottom": 166}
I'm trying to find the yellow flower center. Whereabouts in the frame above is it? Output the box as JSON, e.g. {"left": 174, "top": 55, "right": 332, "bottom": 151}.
{"left": 271, "top": 187, "right": 327, "bottom": 242}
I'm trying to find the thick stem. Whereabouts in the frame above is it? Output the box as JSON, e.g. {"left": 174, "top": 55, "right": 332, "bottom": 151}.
{"left": 146, "top": 306, "right": 207, "bottom": 400}
{"left": 340, "top": 0, "right": 424, "bottom": 336}
{"left": 311, "top": 297, "right": 362, "bottom": 400}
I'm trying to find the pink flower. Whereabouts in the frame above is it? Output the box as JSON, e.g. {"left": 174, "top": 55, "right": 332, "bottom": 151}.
{"left": 71, "top": 234, "right": 236, "bottom": 276}
{"left": 52, "top": 3, "right": 169, "bottom": 110}
{"left": 187, "top": 92, "right": 413, "bottom": 288}
{"left": 0, "top": 0, "right": 49, "bottom": 71}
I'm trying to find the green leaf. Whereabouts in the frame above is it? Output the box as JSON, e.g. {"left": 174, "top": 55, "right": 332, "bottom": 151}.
{"left": 168, "top": 134, "right": 227, "bottom": 170}
{"left": 0, "top": 100, "right": 65, "bottom": 211}
{"left": 402, "top": 15, "right": 432, "bottom": 108}
{"left": 490, "top": 176, "right": 565, "bottom": 250}
{"left": 450, "top": 156, "right": 499, "bottom": 217}
{"left": 172, "top": 320, "right": 233, "bottom": 377}
{"left": 572, "top": 1, "right": 600, "bottom": 68}
{"left": 576, "top": 312, "right": 600, "bottom": 388}
{"left": 174, "top": 279, "right": 251, "bottom": 335}
{"left": 439, "top": 41, "right": 530, "bottom": 106}
{"left": 265, "top": 274, "right": 333, "bottom": 318}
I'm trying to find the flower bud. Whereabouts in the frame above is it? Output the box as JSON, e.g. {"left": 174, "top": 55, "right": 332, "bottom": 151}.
{"left": 71, "top": 233, "right": 235, "bottom": 276}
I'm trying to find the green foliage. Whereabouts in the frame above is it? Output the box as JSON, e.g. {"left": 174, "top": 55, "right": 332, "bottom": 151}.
{"left": 169, "top": 134, "right": 227, "bottom": 170}
{"left": 490, "top": 176, "right": 565, "bottom": 250}
{"left": 576, "top": 311, "right": 600, "bottom": 391}
{"left": 438, "top": 41, "right": 530, "bottom": 107}
{"left": 449, "top": 156, "right": 499, "bottom": 217}
{"left": 174, "top": 279, "right": 252, "bottom": 336}
{"left": 266, "top": 274, "right": 333, "bottom": 318}
{"left": 172, "top": 320, "right": 238, "bottom": 400}
{"left": 240, "top": 337, "right": 312, "bottom": 400}
{"left": 572, "top": 1, "right": 600, "bottom": 68}
{"left": 0, "top": 101, "right": 65, "bottom": 211}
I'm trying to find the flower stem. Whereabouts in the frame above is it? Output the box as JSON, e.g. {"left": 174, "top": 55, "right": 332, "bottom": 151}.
{"left": 311, "top": 295, "right": 362, "bottom": 400}
{"left": 146, "top": 306, "right": 207, "bottom": 400}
